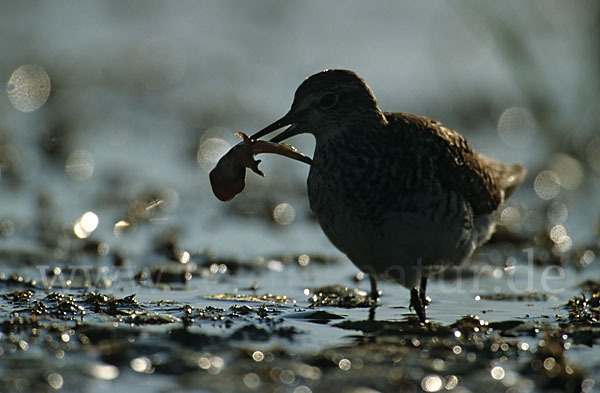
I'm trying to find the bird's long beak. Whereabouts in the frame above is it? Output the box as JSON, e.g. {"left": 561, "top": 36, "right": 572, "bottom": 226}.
{"left": 250, "top": 111, "right": 299, "bottom": 143}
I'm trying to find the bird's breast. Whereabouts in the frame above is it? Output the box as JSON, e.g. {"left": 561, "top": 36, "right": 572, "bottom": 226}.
{"left": 306, "top": 138, "right": 477, "bottom": 260}
{"left": 308, "top": 139, "right": 435, "bottom": 223}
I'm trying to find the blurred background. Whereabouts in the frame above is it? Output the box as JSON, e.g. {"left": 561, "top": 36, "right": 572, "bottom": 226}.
{"left": 1, "top": 0, "right": 599, "bottom": 263}
{"left": 2, "top": 3, "right": 600, "bottom": 392}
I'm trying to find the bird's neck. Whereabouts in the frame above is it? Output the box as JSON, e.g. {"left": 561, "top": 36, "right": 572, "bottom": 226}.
{"left": 314, "top": 108, "right": 387, "bottom": 145}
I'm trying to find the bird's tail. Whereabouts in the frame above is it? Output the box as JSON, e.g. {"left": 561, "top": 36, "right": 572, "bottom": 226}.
{"left": 477, "top": 155, "right": 527, "bottom": 200}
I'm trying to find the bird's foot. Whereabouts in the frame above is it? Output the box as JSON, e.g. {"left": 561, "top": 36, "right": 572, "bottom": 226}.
{"left": 368, "top": 306, "right": 376, "bottom": 321}
{"left": 409, "top": 288, "right": 427, "bottom": 323}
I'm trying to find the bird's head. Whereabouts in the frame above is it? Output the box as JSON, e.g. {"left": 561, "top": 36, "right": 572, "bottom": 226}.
{"left": 251, "top": 69, "right": 384, "bottom": 143}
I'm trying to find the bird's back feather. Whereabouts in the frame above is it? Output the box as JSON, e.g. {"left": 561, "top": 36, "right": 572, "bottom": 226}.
{"left": 383, "top": 112, "right": 525, "bottom": 215}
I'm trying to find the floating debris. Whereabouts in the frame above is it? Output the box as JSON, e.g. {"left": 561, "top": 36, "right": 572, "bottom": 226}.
{"left": 308, "top": 285, "right": 375, "bottom": 308}
{"left": 566, "top": 291, "right": 600, "bottom": 325}
{"left": 204, "top": 293, "right": 292, "bottom": 304}
{"left": 121, "top": 311, "right": 181, "bottom": 325}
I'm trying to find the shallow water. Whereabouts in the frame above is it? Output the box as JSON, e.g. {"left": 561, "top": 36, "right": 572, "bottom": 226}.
{"left": 2, "top": 2, "right": 600, "bottom": 393}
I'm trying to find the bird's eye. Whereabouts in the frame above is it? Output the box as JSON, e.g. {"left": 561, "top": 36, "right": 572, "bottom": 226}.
{"left": 318, "top": 92, "right": 338, "bottom": 109}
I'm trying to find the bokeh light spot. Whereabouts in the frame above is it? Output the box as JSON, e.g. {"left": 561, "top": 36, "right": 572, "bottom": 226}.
{"left": 0, "top": 219, "right": 15, "bottom": 237}
{"left": 491, "top": 365, "right": 505, "bottom": 380}
{"left": 46, "top": 373, "right": 63, "bottom": 390}
{"left": 497, "top": 107, "right": 537, "bottom": 149}
{"left": 74, "top": 211, "right": 99, "bottom": 239}
{"left": 6, "top": 64, "right": 51, "bottom": 112}
{"left": 73, "top": 222, "right": 87, "bottom": 239}
{"left": 197, "top": 137, "right": 230, "bottom": 169}
{"left": 243, "top": 372, "right": 260, "bottom": 389}
{"left": 81, "top": 211, "right": 99, "bottom": 233}
{"left": 547, "top": 201, "right": 568, "bottom": 224}
{"left": 549, "top": 224, "right": 567, "bottom": 243}
{"left": 444, "top": 375, "right": 459, "bottom": 390}
{"left": 499, "top": 206, "right": 521, "bottom": 232}
{"left": 197, "top": 355, "right": 211, "bottom": 370}
{"left": 65, "top": 149, "right": 95, "bottom": 181}
{"left": 554, "top": 235, "right": 573, "bottom": 254}
{"left": 543, "top": 357, "right": 556, "bottom": 371}
{"left": 581, "top": 250, "right": 595, "bottom": 266}
{"left": 178, "top": 250, "right": 190, "bottom": 264}
{"left": 338, "top": 358, "right": 351, "bottom": 371}
{"left": 113, "top": 220, "right": 131, "bottom": 238}
{"left": 534, "top": 171, "right": 560, "bottom": 200}
{"left": 86, "top": 363, "right": 119, "bottom": 380}
{"left": 279, "top": 369, "right": 295, "bottom": 384}
{"left": 582, "top": 378, "right": 595, "bottom": 393}
{"left": 98, "top": 243, "right": 110, "bottom": 256}
{"left": 421, "top": 375, "right": 443, "bottom": 392}
{"left": 548, "top": 153, "right": 583, "bottom": 190}
{"left": 298, "top": 254, "right": 310, "bottom": 267}
{"left": 252, "top": 350, "right": 264, "bottom": 362}
{"left": 273, "top": 203, "right": 296, "bottom": 225}
{"left": 130, "top": 356, "right": 153, "bottom": 373}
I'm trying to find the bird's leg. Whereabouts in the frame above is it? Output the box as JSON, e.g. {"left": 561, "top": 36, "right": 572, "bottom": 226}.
{"left": 369, "top": 274, "right": 380, "bottom": 302}
{"left": 419, "top": 275, "right": 430, "bottom": 306}
{"left": 368, "top": 306, "right": 376, "bottom": 321}
{"left": 409, "top": 288, "right": 427, "bottom": 323}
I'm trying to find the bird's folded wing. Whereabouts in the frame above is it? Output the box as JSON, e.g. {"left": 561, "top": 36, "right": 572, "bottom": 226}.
{"left": 385, "top": 112, "right": 525, "bottom": 215}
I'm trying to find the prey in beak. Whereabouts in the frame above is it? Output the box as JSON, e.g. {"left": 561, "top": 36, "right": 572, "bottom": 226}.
{"left": 209, "top": 110, "right": 311, "bottom": 202}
